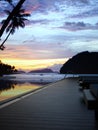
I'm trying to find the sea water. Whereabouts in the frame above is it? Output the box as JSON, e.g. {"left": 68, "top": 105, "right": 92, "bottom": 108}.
{"left": 0, "top": 73, "right": 65, "bottom": 102}
{"left": 3, "top": 73, "right": 65, "bottom": 83}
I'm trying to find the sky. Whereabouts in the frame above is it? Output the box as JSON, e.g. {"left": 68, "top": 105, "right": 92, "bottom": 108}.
{"left": 0, "top": 0, "right": 98, "bottom": 72}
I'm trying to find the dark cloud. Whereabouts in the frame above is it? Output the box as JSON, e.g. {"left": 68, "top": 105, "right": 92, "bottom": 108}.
{"left": 71, "top": 8, "right": 98, "bottom": 19}
{"left": 79, "top": 0, "right": 89, "bottom": 4}
{"left": 71, "top": 0, "right": 89, "bottom": 4}
{"left": 62, "top": 0, "right": 90, "bottom": 7}
{"left": 60, "top": 21, "right": 98, "bottom": 31}
{"left": 27, "top": 19, "right": 50, "bottom": 25}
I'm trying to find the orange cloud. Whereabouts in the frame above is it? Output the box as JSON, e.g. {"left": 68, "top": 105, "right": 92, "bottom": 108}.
{"left": 24, "top": 4, "right": 40, "bottom": 14}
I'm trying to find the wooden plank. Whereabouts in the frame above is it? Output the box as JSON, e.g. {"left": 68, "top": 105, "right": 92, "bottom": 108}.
{"left": 90, "top": 84, "right": 98, "bottom": 99}
{"left": 0, "top": 79, "right": 97, "bottom": 129}
{"left": 83, "top": 90, "right": 96, "bottom": 109}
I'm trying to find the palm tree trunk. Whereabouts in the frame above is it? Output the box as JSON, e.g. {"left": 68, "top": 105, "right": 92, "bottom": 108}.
{"left": 0, "top": 30, "right": 11, "bottom": 47}
{"left": 0, "top": 0, "right": 25, "bottom": 38}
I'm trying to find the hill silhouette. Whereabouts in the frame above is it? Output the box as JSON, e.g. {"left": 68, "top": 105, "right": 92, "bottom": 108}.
{"left": 29, "top": 68, "right": 54, "bottom": 73}
{"left": 60, "top": 51, "right": 98, "bottom": 74}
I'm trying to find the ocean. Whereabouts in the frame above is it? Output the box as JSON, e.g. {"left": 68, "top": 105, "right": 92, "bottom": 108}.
{"left": 3, "top": 73, "right": 65, "bottom": 82}
{"left": 0, "top": 73, "right": 65, "bottom": 102}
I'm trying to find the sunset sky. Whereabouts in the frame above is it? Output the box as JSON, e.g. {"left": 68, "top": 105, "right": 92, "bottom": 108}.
{"left": 0, "top": 0, "right": 98, "bottom": 72}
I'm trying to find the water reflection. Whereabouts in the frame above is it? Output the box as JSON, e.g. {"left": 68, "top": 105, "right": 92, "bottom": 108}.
{"left": 0, "top": 73, "right": 65, "bottom": 102}
{"left": 0, "top": 80, "right": 44, "bottom": 102}
{"left": 0, "top": 80, "right": 15, "bottom": 93}
{"left": 0, "top": 80, "right": 48, "bottom": 92}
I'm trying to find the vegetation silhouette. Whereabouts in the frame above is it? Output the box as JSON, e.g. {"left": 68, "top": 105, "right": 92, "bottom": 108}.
{"left": 0, "top": 80, "right": 15, "bottom": 93}
{"left": 60, "top": 51, "right": 98, "bottom": 74}
{"left": 0, "top": 60, "right": 17, "bottom": 76}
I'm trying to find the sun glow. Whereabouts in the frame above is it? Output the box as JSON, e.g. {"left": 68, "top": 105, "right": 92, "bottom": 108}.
{"left": 1, "top": 58, "right": 68, "bottom": 72}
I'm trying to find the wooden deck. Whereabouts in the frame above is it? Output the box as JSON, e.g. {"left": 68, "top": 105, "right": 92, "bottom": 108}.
{"left": 0, "top": 78, "right": 98, "bottom": 130}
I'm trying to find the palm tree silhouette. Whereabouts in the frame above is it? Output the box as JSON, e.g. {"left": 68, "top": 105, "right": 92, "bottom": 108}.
{"left": 0, "top": 5, "right": 30, "bottom": 50}
{"left": 0, "top": 0, "right": 26, "bottom": 50}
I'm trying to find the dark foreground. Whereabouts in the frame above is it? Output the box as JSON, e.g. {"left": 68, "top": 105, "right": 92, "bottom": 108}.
{"left": 0, "top": 78, "right": 98, "bottom": 130}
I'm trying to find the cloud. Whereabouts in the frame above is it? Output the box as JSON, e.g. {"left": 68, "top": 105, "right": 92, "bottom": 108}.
{"left": 23, "top": 0, "right": 98, "bottom": 29}
{"left": 65, "top": 0, "right": 89, "bottom": 5}
{"left": 78, "top": 0, "right": 89, "bottom": 4}
{"left": 60, "top": 21, "right": 98, "bottom": 31}
{"left": 48, "top": 64, "right": 65, "bottom": 72}
{"left": 71, "top": 8, "right": 98, "bottom": 19}
{"left": 23, "top": 1, "right": 40, "bottom": 14}
{"left": 0, "top": 40, "right": 74, "bottom": 61}
{"left": 26, "top": 19, "right": 50, "bottom": 26}
{"left": 0, "top": 0, "right": 97, "bottom": 27}
{"left": 0, "top": 0, "right": 98, "bottom": 61}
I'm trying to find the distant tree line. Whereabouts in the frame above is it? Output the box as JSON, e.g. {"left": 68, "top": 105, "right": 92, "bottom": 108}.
{"left": 0, "top": 60, "right": 17, "bottom": 76}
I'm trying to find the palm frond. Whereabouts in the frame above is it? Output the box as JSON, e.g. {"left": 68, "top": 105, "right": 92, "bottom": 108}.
{"left": 21, "top": 13, "right": 30, "bottom": 17}
{"left": 3, "top": 6, "right": 30, "bottom": 40}
{"left": 10, "top": 27, "right": 15, "bottom": 34}
{"left": 19, "top": 21, "right": 25, "bottom": 28}
{"left": 19, "top": 8, "right": 25, "bottom": 13}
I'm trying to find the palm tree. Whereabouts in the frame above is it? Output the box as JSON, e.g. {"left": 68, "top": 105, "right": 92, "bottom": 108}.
{"left": 0, "top": 5, "right": 30, "bottom": 50}
{"left": 0, "top": 0, "right": 26, "bottom": 37}
{"left": 0, "top": 0, "right": 26, "bottom": 49}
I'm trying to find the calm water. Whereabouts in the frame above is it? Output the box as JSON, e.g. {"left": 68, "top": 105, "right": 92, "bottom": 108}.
{"left": 0, "top": 73, "right": 65, "bottom": 102}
